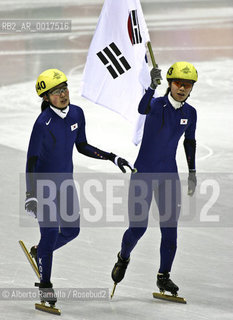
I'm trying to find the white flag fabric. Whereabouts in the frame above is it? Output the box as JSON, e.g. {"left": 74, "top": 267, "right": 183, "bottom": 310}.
{"left": 81, "top": 0, "right": 153, "bottom": 145}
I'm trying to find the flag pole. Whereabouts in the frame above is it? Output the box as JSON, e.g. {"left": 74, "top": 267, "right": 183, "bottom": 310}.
{"left": 147, "top": 41, "right": 161, "bottom": 85}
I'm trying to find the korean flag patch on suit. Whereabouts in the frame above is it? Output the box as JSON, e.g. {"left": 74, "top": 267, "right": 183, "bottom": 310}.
{"left": 180, "top": 119, "right": 188, "bottom": 125}
{"left": 71, "top": 123, "right": 78, "bottom": 131}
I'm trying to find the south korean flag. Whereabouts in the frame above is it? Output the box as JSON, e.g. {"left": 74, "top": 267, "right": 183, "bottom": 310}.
{"left": 81, "top": 0, "right": 152, "bottom": 145}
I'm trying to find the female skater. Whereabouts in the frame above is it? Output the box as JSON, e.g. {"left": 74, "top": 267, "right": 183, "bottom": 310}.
{"left": 111, "top": 62, "right": 198, "bottom": 296}
{"left": 25, "top": 68, "right": 134, "bottom": 304}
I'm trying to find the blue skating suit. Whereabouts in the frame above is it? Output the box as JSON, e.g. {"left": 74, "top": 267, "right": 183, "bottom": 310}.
{"left": 26, "top": 104, "right": 111, "bottom": 283}
{"left": 121, "top": 88, "right": 197, "bottom": 273}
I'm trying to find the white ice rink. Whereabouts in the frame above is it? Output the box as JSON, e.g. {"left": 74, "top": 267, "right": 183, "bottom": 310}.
{"left": 0, "top": 0, "right": 233, "bottom": 319}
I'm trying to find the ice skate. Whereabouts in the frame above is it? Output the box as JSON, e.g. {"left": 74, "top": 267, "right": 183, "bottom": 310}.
{"left": 111, "top": 252, "right": 130, "bottom": 298}
{"left": 19, "top": 241, "right": 61, "bottom": 314}
{"left": 35, "top": 282, "right": 61, "bottom": 315}
{"left": 153, "top": 273, "right": 186, "bottom": 304}
{"left": 157, "top": 272, "right": 179, "bottom": 295}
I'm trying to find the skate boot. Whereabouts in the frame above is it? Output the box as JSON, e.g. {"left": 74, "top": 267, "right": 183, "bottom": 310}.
{"left": 111, "top": 252, "right": 130, "bottom": 284}
{"left": 35, "top": 282, "right": 57, "bottom": 306}
{"left": 156, "top": 272, "right": 179, "bottom": 295}
{"left": 30, "top": 245, "right": 38, "bottom": 268}
{"left": 34, "top": 282, "right": 61, "bottom": 314}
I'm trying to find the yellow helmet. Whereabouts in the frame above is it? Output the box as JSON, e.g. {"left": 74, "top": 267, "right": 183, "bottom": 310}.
{"left": 166, "top": 62, "right": 198, "bottom": 82}
{"left": 36, "top": 69, "right": 68, "bottom": 96}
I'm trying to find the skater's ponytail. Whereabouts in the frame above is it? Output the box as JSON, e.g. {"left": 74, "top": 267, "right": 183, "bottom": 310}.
{"left": 164, "top": 87, "right": 171, "bottom": 96}
{"left": 41, "top": 100, "right": 50, "bottom": 112}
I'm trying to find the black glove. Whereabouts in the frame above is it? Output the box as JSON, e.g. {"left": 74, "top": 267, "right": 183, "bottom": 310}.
{"left": 150, "top": 67, "right": 162, "bottom": 89}
{"left": 109, "top": 153, "right": 137, "bottom": 173}
{"left": 25, "top": 192, "right": 38, "bottom": 218}
{"left": 188, "top": 171, "right": 197, "bottom": 196}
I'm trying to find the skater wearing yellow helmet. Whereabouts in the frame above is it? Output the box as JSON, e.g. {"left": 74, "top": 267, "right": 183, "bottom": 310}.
{"left": 111, "top": 62, "right": 198, "bottom": 300}
{"left": 25, "top": 68, "right": 135, "bottom": 308}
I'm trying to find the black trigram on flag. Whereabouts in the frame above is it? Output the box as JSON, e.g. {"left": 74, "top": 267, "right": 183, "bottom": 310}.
{"left": 97, "top": 42, "right": 131, "bottom": 79}
{"left": 128, "top": 10, "right": 142, "bottom": 45}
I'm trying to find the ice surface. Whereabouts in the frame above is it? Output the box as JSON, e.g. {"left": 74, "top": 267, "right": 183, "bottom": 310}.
{"left": 0, "top": 1, "right": 232, "bottom": 319}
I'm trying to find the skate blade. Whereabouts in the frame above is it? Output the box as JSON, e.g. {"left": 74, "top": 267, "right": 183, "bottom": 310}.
{"left": 153, "top": 292, "right": 187, "bottom": 304}
{"left": 35, "top": 302, "right": 61, "bottom": 315}
{"left": 18, "top": 240, "right": 40, "bottom": 280}
{"left": 111, "top": 283, "right": 117, "bottom": 299}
